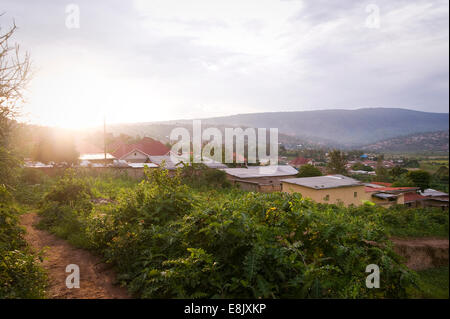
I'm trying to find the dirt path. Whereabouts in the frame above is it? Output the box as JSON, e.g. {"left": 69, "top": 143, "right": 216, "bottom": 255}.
{"left": 20, "top": 212, "right": 130, "bottom": 299}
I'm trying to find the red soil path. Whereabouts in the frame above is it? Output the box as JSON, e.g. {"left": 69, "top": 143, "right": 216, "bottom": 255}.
{"left": 20, "top": 212, "right": 130, "bottom": 299}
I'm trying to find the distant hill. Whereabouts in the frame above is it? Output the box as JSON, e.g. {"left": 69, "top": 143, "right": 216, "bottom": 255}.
{"left": 197, "top": 108, "right": 449, "bottom": 147}
{"left": 104, "top": 108, "right": 449, "bottom": 149}
{"left": 361, "top": 130, "right": 449, "bottom": 153}
{"left": 105, "top": 122, "right": 325, "bottom": 148}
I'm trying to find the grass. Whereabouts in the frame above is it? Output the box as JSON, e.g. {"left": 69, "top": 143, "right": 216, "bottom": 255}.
{"left": 412, "top": 267, "right": 449, "bottom": 299}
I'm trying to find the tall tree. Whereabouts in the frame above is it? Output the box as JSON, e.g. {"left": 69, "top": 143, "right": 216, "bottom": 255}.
{"left": 0, "top": 20, "right": 31, "bottom": 186}
{"left": 374, "top": 158, "right": 389, "bottom": 182}
{"left": 32, "top": 129, "right": 79, "bottom": 165}
{"left": 297, "top": 164, "right": 323, "bottom": 177}
{"left": 407, "top": 170, "right": 431, "bottom": 191}
{"left": 327, "top": 150, "right": 347, "bottom": 175}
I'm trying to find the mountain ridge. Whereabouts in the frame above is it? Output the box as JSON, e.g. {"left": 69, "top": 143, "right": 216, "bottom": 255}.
{"left": 110, "top": 108, "right": 448, "bottom": 147}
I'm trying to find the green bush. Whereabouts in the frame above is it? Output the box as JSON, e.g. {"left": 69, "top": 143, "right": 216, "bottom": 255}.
{"left": 297, "top": 164, "right": 323, "bottom": 177}
{"left": 43, "top": 170, "right": 93, "bottom": 207}
{"left": 349, "top": 204, "right": 449, "bottom": 238}
{"left": 180, "top": 164, "right": 231, "bottom": 189}
{"left": 0, "top": 186, "right": 47, "bottom": 298}
{"left": 38, "top": 169, "right": 433, "bottom": 299}
{"left": 19, "top": 168, "right": 47, "bottom": 185}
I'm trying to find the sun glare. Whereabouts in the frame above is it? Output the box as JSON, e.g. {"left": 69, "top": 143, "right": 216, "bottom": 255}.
{"left": 22, "top": 63, "right": 170, "bottom": 129}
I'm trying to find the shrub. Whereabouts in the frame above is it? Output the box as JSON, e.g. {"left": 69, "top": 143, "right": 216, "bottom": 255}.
{"left": 43, "top": 170, "right": 93, "bottom": 207}
{"left": 297, "top": 164, "right": 323, "bottom": 177}
{"left": 0, "top": 186, "right": 47, "bottom": 298}
{"left": 38, "top": 170, "right": 450, "bottom": 299}
{"left": 19, "top": 168, "right": 47, "bottom": 185}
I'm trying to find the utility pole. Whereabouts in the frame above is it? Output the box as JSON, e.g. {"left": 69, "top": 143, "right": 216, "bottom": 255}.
{"left": 104, "top": 115, "right": 107, "bottom": 167}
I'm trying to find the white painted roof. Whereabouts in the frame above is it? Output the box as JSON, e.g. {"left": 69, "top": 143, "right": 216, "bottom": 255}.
{"left": 79, "top": 153, "right": 116, "bottom": 160}
{"left": 420, "top": 188, "right": 449, "bottom": 197}
{"left": 281, "top": 175, "right": 362, "bottom": 189}
{"left": 222, "top": 165, "right": 298, "bottom": 178}
{"left": 149, "top": 155, "right": 184, "bottom": 170}
{"left": 128, "top": 163, "right": 159, "bottom": 168}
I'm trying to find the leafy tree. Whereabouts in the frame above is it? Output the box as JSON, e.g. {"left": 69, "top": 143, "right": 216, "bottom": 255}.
{"left": 297, "top": 164, "right": 322, "bottom": 177}
{"left": 0, "top": 21, "right": 30, "bottom": 187}
{"left": 404, "top": 159, "right": 420, "bottom": 168}
{"left": 407, "top": 170, "right": 431, "bottom": 191}
{"left": 32, "top": 129, "right": 79, "bottom": 165}
{"left": 391, "top": 174, "right": 415, "bottom": 187}
{"left": 374, "top": 158, "right": 390, "bottom": 182}
{"left": 430, "top": 166, "right": 449, "bottom": 193}
{"left": 327, "top": 150, "right": 347, "bottom": 174}
{"left": 434, "top": 166, "right": 449, "bottom": 182}
{"left": 351, "top": 162, "right": 373, "bottom": 172}
{"left": 390, "top": 166, "right": 409, "bottom": 179}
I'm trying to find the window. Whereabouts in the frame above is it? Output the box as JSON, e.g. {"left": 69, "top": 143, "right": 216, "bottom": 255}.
{"left": 354, "top": 192, "right": 358, "bottom": 198}
{"left": 324, "top": 194, "right": 330, "bottom": 201}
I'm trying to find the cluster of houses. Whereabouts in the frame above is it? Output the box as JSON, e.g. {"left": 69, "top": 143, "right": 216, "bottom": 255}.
{"left": 26, "top": 137, "right": 448, "bottom": 209}
{"left": 223, "top": 168, "right": 448, "bottom": 209}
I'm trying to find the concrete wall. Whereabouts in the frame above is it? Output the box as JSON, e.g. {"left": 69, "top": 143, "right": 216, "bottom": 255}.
{"left": 281, "top": 182, "right": 368, "bottom": 206}
{"left": 232, "top": 180, "right": 282, "bottom": 193}
{"left": 27, "top": 166, "right": 158, "bottom": 180}
{"left": 226, "top": 174, "right": 296, "bottom": 193}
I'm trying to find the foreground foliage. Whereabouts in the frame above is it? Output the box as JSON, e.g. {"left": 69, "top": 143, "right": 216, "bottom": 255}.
{"left": 37, "top": 168, "right": 449, "bottom": 299}
{"left": 0, "top": 186, "right": 47, "bottom": 298}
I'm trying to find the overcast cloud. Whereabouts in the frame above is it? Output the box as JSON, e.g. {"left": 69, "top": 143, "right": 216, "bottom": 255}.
{"left": 1, "top": 0, "right": 448, "bottom": 128}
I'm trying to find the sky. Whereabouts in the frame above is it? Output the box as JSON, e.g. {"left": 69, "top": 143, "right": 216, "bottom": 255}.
{"left": 2, "top": 0, "right": 449, "bottom": 128}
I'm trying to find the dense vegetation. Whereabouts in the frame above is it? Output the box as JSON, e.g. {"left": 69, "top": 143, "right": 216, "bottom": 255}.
{"left": 0, "top": 185, "right": 47, "bottom": 298}
{"left": 36, "top": 168, "right": 449, "bottom": 299}
{"left": 0, "top": 20, "right": 49, "bottom": 299}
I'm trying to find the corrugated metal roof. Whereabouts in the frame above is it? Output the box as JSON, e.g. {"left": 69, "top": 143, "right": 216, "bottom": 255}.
{"left": 420, "top": 189, "right": 449, "bottom": 197}
{"left": 404, "top": 192, "right": 427, "bottom": 202}
{"left": 79, "top": 153, "right": 116, "bottom": 160}
{"left": 149, "top": 155, "right": 184, "bottom": 170}
{"left": 373, "top": 193, "right": 398, "bottom": 199}
{"left": 128, "top": 163, "right": 159, "bottom": 168}
{"left": 222, "top": 165, "right": 298, "bottom": 179}
{"left": 365, "top": 186, "right": 419, "bottom": 193}
{"left": 281, "top": 174, "right": 362, "bottom": 189}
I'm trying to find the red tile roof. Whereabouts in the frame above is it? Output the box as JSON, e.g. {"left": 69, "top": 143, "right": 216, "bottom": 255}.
{"left": 289, "top": 157, "right": 311, "bottom": 166}
{"left": 111, "top": 137, "right": 170, "bottom": 159}
{"left": 371, "top": 182, "right": 392, "bottom": 187}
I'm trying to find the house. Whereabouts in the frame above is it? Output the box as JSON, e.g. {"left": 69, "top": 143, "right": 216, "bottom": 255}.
{"left": 281, "top": 175, "right": 366, "bottom": 206}
{"left": 289, "top": 157, "right": 313, "bottom": 168}
{"left": 348, "top": 170, "right": 376, "bottom": 175}
{"left": 420, "top": 189, "right": 449, "bottom": 209}
{"left": 404, "top": 192, "right": 427, "bottom": 208}
{"left": 222, "top": 165, "right": 298, "bottom": 192}
{"left": 110, "top": 137, "right": 170, "bottom": 163}
{"left": 364, "top": 183, "right": 420, "bottom": 207}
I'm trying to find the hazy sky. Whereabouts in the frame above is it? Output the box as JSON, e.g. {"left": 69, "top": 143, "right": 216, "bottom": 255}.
{"left": 2, "top": 0, "right": 449, "bottom": 128}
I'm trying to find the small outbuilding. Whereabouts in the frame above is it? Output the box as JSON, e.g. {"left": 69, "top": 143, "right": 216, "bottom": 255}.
{"left": 222, "top": 165, "right": 298, "bottom": 192}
